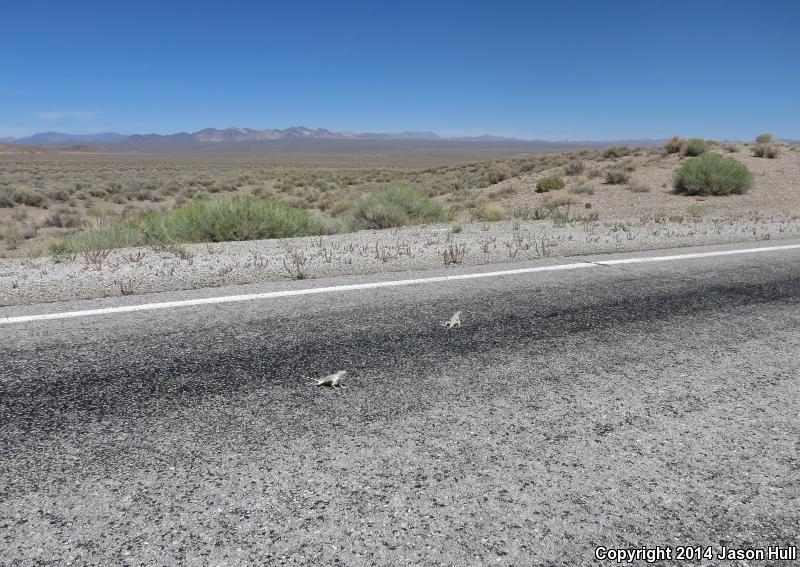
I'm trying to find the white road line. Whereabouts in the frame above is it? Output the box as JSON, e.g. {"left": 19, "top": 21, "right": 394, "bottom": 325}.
{"left": 595, "top": 244, "right": 800, "bottom": 265}
{"left": 0, "top": 263, "right": 593, "bottom": 325}
{"left": 2, "top": 243, "right": 799, "bottom": 325}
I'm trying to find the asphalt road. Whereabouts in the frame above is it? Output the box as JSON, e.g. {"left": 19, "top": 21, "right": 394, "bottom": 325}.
{"left": 1, "top": 241, "right": 799, "bottom": 566}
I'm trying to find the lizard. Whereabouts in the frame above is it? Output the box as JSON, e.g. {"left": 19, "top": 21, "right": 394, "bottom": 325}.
{"left": 441, "top": 310, "right": 462, "bottom": 329}
{"left": 309, "top": 370, "right": 348, "bottom": 389}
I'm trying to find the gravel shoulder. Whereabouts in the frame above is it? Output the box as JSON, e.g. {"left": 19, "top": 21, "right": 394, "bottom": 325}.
{"left": 1, "top": 213, "right": 798, "bottom": 306}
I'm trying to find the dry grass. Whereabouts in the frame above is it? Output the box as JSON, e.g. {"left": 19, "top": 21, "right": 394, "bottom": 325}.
{"left": 474, "top": 203, "right": 507, "bottom": 221}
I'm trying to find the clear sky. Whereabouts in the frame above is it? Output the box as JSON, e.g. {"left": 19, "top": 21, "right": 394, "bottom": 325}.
{"left": 2, "top": 0, "right": 798, "bottom": 140}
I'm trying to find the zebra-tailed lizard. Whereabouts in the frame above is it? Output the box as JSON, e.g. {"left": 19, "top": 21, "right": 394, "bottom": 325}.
{"left": 441, "top": 310, "right": 462, "bottom": 329}
{"left": 309, "top": 370, "right": 348, "bottom": 389}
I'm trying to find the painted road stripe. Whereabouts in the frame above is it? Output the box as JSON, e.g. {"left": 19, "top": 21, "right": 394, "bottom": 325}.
{"left": 595, "top": 244, "right": 800, "bottom": 265}
{"left": 2, "top": 243, "right": 799, "bottom": 325}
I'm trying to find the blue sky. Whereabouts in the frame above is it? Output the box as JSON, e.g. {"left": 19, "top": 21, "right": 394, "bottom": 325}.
{"left": 2, "top": 0, "right": 798, "bottom": 140}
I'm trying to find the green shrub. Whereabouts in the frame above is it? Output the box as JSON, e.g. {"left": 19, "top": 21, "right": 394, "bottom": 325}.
{"left": 350, "top": 201, "right": 408, "bottom": 229}
{"left": 144, "top": 196, "right": 322, "bottom": 243}
{"left": 55, "top": 196, "right": 329, "bottom": 252}
{"left": 755, "top": 133, "right": 773, "bottom": 144}
{"left": 682, "top": 138, "right": 708, "bottom": 157}
{"left": 535, "top": 175, "right": 566, "bottom": 193}
{"left": 45, "top": 238, "right": 70, "bottom": 256}
{"left": 673, "top": 153, "right": 752, "bottom": 195}
{"left": 58, "top": 218, "right": 144, "bottom": 252}
{"left": 602, "top": 146, "right": 630, "bottom": 159}
{"left": 604, "top": 168, "right": 629, "bottom": 184}
{"left": 765, "top": 145, "right": 780, "bottom": 159}
{"left": 313, "top": 213, "right": 350, "bottom": 235}
{"left": 350, "top": 184, "right": 448, "bottom": 229}
{"left": 664, "top": 136, "right": 683, "bottom": 155}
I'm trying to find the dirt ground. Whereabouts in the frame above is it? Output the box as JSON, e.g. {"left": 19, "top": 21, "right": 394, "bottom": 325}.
{"left": 483, "top": 143, "right": 800, "bottom": 221}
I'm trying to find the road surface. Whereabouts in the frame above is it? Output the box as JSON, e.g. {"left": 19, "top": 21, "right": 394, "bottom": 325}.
{"left": 1, "top": 241, "right": 799, "bottom": 565}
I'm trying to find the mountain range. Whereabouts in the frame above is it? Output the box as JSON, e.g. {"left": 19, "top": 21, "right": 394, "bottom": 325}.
{"left": 0, "top": 126, "right": 669, "bottom": 153}
{"left": 2, "top": 127, "right": 527, "bottom": 146}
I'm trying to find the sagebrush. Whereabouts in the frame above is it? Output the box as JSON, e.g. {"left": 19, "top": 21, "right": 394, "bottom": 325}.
{"left": 673, "top": 153, "right": 752, "bottom": 196}
{"left": 349, "top": 184, "right": 450, "bottom": 229}
{"left": 535, "top": 176, "right": 566, "bottom": 193}
{"left": 54, "top": 196, "right": 334, "bottom": 252}
{"left": 683, "top": 138, "right": 707, "bottom": 157}
{"left": 604, "top": 168, "right": 629, "bottom": 184}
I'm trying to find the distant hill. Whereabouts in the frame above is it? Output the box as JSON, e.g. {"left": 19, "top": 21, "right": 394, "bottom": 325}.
{"left": 2, "top": 126, "right": 666, "bottom": 153}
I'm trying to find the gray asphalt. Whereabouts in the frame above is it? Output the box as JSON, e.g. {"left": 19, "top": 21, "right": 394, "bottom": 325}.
{"left": 1, "top": 242, "right": 799, "bottom": 566}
